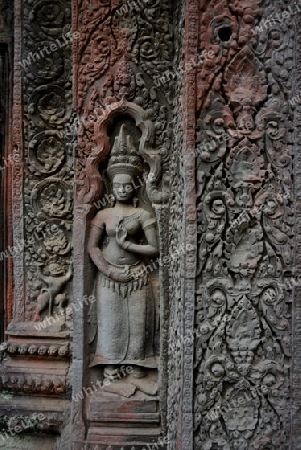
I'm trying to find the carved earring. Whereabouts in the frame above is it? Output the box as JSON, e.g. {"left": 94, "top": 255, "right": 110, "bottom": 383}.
{"left": 133, "top": 197, "right": 139, "bottom": 208}
{"left": 110, "top": 196, "right": 116, "bottom": 207}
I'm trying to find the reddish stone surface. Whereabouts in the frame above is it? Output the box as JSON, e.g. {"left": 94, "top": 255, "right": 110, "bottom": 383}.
{"left": 0, "top": 0, "right": 301, "bottom": 448}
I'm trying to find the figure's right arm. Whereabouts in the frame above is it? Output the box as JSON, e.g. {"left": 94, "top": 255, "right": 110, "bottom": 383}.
{"left": 87, "top": 214, "right": 112, "bottom": 278}
{"left": 88, "top": 212, "right": 134, "bottom": 283}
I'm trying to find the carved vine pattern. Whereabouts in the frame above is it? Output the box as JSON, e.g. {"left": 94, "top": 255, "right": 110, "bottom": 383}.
{"left": 22, "top": 0, "right": 74, "bottom": 324}
{"left": 194, "top": 0, "right": 294, "bottom": 449}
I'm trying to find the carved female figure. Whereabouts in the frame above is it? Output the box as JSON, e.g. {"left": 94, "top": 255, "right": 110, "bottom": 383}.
{"left": 88, "top": 125, "right": 159, "bottom": 371}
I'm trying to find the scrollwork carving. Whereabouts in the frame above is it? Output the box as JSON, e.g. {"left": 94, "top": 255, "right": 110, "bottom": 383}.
{"left": 31, "top": 179, "right": 73, "bottom": 219}
{"left": 28, "top": 132, "right": 66, "bottom": 176}
{"left": 194, "top": 0, "right": 294, "bottom": 448}
{"left": 19, "top": 0, "right": 74, "bottom": 325}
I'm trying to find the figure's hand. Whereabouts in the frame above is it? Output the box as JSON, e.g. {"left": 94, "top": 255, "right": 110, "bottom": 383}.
{"left": 108, "top": 266, "right": 134, "bottom": 283}
{"left": 116, "top": 223, "right": 130, "bottom": 250}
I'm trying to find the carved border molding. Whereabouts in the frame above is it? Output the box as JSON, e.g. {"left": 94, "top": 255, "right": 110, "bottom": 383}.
{"left": 0, "top": 0, "right": 13, "bottom": 333}
{"left": 180, "top": 0, "right": 198, "bottom": 448}
{"left": 292, "top": 10, "right": 301, "bottom": 449}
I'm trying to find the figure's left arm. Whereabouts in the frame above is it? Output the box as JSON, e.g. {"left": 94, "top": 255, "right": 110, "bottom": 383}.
{"left": 117, "top": 213, "right": 159, "bottom": 257}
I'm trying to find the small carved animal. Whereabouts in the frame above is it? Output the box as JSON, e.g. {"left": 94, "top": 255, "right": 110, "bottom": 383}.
{"left": 33, "top": 263, "right": 72, "bottom": 321}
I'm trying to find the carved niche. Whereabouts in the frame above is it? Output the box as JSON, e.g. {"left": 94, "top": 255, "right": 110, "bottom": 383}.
{"left": 71, "top": 0, "right": 174, "bottom": 447}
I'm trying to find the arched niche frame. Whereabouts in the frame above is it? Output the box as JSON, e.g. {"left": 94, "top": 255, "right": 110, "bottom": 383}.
{"left": 71, "top": 99, "right": 170, "bottom": 442}
{"left": 75, "top": 99, "right": 168, "bottom": 207}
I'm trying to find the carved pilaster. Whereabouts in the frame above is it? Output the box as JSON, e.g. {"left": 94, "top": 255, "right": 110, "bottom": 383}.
{"left": 292, "top": 8, "right": 301, "bottom": 449}
{"left": 0, "top": 0, "right": 74, "bottom": 436}
{"left": 193, "top": 0, "right": 295, "bottom": 448}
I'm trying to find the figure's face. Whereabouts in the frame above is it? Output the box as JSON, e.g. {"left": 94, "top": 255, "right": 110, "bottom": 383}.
{"left": 112, "top": 174, "right": 135, "bottom": 203}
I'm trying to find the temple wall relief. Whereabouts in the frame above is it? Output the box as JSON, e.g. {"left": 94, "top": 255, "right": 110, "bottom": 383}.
{"left": 71, "top": 0, "right": 174, "bottom": 446}
{"left": 192, "top": 0, "right": 298, "bottom": 448}
{"left": 0, "top": 0, "right": 301, "bottom": 449}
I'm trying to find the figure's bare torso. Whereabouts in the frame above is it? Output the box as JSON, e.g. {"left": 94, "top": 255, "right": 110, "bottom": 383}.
{"left": 101, "top": 207, "right": 144, "bottom": 266}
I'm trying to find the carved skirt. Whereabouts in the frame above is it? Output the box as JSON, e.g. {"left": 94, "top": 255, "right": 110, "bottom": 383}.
{"left": 91, "top": 263, "right": 156, "bottom": 367}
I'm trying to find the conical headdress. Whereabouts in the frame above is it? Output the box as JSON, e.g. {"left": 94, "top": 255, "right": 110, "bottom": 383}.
{"left": 107, "top": 124, "right": 143, "bottom": 179}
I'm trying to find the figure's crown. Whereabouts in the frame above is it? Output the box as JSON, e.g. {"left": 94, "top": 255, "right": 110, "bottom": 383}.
{"left": 107, "top": 124, "right": 143, "bottom": 179}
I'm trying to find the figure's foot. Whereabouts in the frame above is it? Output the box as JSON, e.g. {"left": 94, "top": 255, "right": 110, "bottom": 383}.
{"left": 103, "top": 380, "right": 136, "bottom": 398}
{"left": 104, "top": 365, "right": 120, "bottom": 382}
{"left": 130, "top": 377, "right": 158, "bottom": 396}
